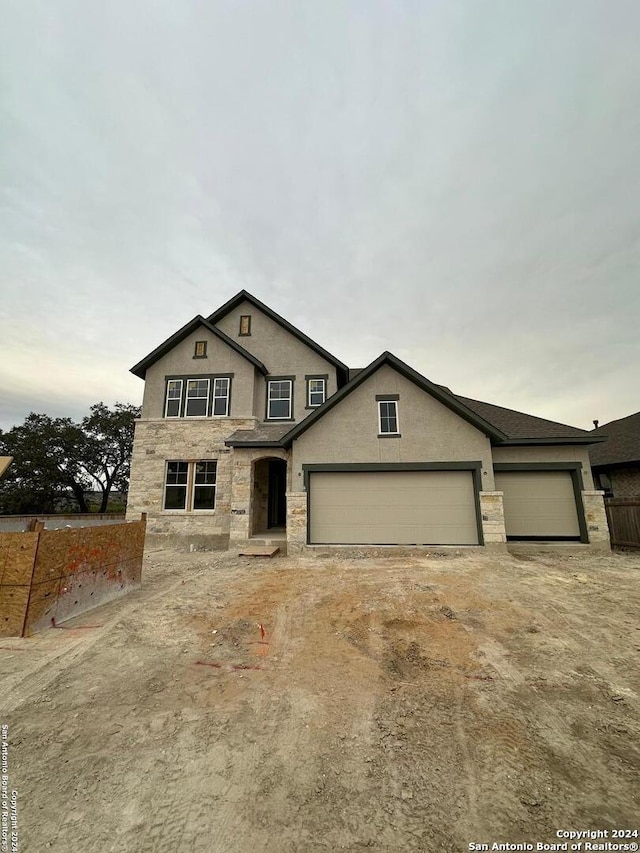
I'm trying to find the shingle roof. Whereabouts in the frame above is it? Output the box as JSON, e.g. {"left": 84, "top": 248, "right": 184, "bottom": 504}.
{"left": 455, "top": 395, "right": 595, "bottom": 442}
{"left": 589, "top": 411, "right": 640, "bottom": 467}
{"left": 225, "top": 423, "right": 292, "bottom": 447}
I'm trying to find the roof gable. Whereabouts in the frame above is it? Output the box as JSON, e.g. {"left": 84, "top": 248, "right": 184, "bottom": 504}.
{"left": 207, "top": 291, "right": 348, "bottom": 380}
{"left": 280, "top": 352, "right": 509, "bottom": 446}
{"left": 130, "top": 315, "right": 268, "bottom": 379}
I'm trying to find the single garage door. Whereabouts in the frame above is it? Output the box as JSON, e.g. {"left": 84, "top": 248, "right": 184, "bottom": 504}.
{"left": 308, "top": 470, "right": 479, "bottom": 545}
{"left": 495, "top": 471, "right": 581, "bottom": 539}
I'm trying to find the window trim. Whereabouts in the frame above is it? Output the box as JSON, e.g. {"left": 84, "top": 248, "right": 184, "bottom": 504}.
{"left": 163, "top": 460, "right": 217, "bottom": 512}
{"left": 164, "top": 379, "right": 184, "bottom": 418}
{"left": 377, "top": 398, "right": 400, "bottom": 436}
{"left": 266, "top": 376, "right": 294, "bottom": 421}
{"left": 212, "top": 377, "right": 231, "bottom": 417}
{"left": 163, "top": 460, "right": 190, "bottom": 511}
{"left": 239, "top": 315, "right": 251, "bottom": 336}
{"left": 305, "top": 374, "right": 328, "bottom": 409}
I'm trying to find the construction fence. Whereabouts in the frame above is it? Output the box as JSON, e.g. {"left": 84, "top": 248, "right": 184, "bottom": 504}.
{"left": 0, "top": 514, "right": 146, "bottom": 637}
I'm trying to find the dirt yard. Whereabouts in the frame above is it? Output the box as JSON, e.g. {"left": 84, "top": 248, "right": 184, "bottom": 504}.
{"left": 2, "top": 547, "right": 639, "bottom": 852}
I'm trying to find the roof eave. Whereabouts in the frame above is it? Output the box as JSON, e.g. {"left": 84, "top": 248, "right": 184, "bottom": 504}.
{"left": 497, "top": 436, "right": 606, "bottom": 446}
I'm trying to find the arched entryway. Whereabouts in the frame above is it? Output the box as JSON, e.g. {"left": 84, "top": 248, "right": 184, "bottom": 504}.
{"left": 251, "top": 457, "right": 287, "bottom": 536}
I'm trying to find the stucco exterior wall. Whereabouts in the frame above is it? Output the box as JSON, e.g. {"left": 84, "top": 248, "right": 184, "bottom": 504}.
{"left": 213, "top": 300, "right": 339, "bottom": 423}
{"left": 290, "top": 365, "right": 494, "bottom": 487}
{"left": 126, "top": 418, "right": 256, "bottom": 549}
{"left": 141, "top": 328, "right": 257, "bottom": 419}
{"left": 492, "top": 445, "right": 595, "bottom": 489}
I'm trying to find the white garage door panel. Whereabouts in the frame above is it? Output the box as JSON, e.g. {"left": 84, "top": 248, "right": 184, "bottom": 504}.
{"left": 495, "top": 471, "right": 580, "bottom": 538}
{"left": 309, "top": 471, "right": 478, "bottom": 545}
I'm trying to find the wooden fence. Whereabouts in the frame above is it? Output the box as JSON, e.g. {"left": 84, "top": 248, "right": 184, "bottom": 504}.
{"left": 0, "top": 514, "right": 146, "bottom": 637}
{"left": 605, "top": 499, "right": 640, "bottom": 549}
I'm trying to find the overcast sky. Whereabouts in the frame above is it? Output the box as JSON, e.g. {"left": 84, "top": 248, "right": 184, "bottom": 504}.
{"left": 1, "top": 0, "right": 638, "bottom": 433}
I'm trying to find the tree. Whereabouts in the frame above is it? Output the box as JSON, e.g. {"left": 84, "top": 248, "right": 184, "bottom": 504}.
{"left": 0, "top": 403, "right": 140, "bottom": 515}
{"left": 81, "top": 403, "right": 140, "bottom": 513}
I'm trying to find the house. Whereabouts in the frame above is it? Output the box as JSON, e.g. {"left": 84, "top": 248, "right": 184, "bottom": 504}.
{"left": 0, "top": 457, "right": 12, "bottom": 479}
{"left": 126, "top": 291, "right": 610, "bottom": 553}
{"left": 589, "top": 411, "right": 640, "bottom": 498}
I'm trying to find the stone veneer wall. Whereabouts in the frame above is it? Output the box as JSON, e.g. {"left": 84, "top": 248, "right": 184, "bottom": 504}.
{"left": 581, "top": 490, "right": 611, "bottom": 548}
{"left": 126, "top": 417, "right": 257, "bottom": 550}
{"left": 479, "top": 491, "right": 507, "bottom": 546}
{"left": 286, "top": 492, "right": 308, "bottom": 555}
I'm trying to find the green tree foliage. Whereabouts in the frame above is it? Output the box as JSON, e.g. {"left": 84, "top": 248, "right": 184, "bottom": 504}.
{"left": 0, "top": 403, "right": 140, "bottom": 514}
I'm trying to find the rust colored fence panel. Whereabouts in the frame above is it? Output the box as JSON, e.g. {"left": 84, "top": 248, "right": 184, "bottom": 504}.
{"left": 0, "top": 515, "right": 146, "bottom": 637}
{"left": 605, "top": 499, "right": 640, "bottom": 549}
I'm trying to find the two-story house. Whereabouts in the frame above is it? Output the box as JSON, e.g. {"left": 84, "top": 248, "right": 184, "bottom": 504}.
{"left": 126, "top": 291, "right": 610, "bottom": 553}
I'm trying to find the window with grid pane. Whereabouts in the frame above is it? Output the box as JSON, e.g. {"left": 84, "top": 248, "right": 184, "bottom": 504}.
{"left": 165, "top": 380, "right": 183, "bottom": 418}
{"left": 378, "top": 400, "right": 399, "bottom": 434}
{"left": 193, "top": 461, "right": 217, "bottom": 510}
{"left": 307, "top": 378, "right": 325, "bottom": 407}
{"left": 213, "top": 378, "right": 230, "bottom": 416}
{"left": 267, "top": 380, "right": 292, "bottom": 419}
{"left": 164, "top": 461, "right": 189, "bottom": 509}
{"left": 185, "top": 379, "right": 210, "bottom": 417}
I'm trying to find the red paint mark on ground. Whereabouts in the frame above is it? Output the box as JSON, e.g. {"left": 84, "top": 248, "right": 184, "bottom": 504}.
{"left": 259, "top": 623, "right": 266, "bottom": 640}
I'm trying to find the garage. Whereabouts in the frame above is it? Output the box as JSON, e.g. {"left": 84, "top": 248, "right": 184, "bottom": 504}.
{"left": 308, "top": 469, "right": 479, "bottom": 545}
{"left": 495, "top": 470, "right": 582, "bottom": 540}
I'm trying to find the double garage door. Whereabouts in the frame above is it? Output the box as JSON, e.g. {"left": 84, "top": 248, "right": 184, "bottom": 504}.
{"left": 308, "top": 468, "right": 584, "bottom": 545}
{"left": 495, "top": 470, "right": 582, "bottom": 540}
{"left": 308, "top": 470, "right": 479, "bottom": 545}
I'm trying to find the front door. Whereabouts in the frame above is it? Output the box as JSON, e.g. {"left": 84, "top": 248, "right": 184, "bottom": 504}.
{"left": 267, "top": 459, "right": 287, "bottom": 528}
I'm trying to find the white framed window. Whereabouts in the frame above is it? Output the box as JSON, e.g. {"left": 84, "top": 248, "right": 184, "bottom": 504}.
{"left": 163, "top": 460, "right": 217, "bottom": 511}
{"left": 192, "top": 461, "right": 217, "bottom": 510}
{"left": 185, "top": 379, "right": 210, "bottom": 417}
{"left": 267, "top": 379, "right": 293, "bottom": 420}
{"left": 378, "top": 400, "right": 399, "bottom": 435}
{"left": 164, "top": 461, "right": 189, "bottom": 509}
{"left": 165, "top": 380, "right": 183, "bottom": 418}
{"left": 213, "top": 377, "right": 230, "bottom": 416}
{"left": 307, "top": 378, "right": 326, "bottom": 407}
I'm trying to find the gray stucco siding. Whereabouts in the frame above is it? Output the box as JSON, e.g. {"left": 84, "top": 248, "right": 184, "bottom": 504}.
{"left": 213, "top": 300, "right": 339, "bottom": 422}
{"left": 141, "top": 328, "right": 257, "bottom": 419}
{"left": 492, "top": 445, "right": 595, "bottom": 489}
{"left": 291, "top": 364, "right": 494, "bottom": 487}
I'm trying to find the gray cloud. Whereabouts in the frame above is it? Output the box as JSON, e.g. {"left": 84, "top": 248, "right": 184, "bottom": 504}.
{"left": 1, "top": 0, "right": 638, "bottom": 432}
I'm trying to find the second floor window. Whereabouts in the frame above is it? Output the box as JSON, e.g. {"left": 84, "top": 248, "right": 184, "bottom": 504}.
{"left": 185, "top": 379, "right": 210, "bottom": 417}
{"left": 164, "top": 376, "right": 232, "bottom": 419}
{"left": 378, "top": 399, "right": 400, "bottom": 435}
{"left": 307, "top": 378, "right": 326, "bottom": 407}
{"left": 213, "top": 378, "right": 230, "bottom": 416}
{"left": 267, "top": 379, "right": 293, "bottom": 419}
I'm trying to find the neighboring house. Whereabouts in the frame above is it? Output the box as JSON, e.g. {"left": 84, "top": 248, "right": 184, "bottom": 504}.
{"left": 589, "top": 411, "right": 640, "bottom": 498}
{"left": 0, "top": 457, "right": 12, "bottom": 479}
{"left": 126, "top": 291, "right": 609, "bottom": 552}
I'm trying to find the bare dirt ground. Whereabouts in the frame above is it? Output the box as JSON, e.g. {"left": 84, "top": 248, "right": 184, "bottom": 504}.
{"left": 2, "top": 547, "right": 639, "bottom": 852}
